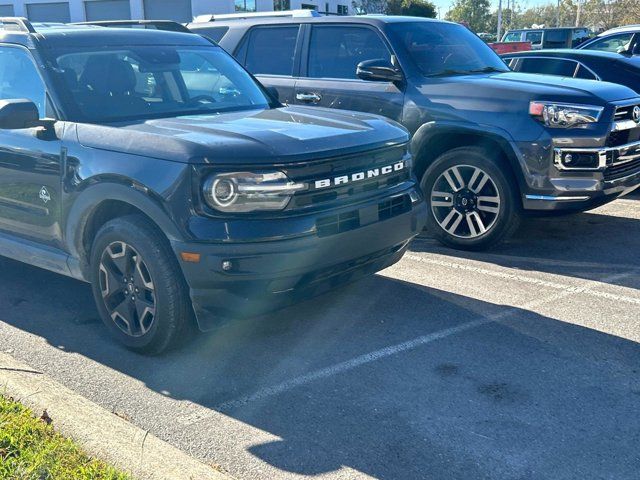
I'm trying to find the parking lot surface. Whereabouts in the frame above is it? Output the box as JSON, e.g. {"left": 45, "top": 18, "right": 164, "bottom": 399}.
{"left": 1, "top": 193, "right": 639, "bottom": 480}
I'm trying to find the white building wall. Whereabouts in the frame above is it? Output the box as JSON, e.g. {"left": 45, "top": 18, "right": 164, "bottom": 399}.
{"left": 3, "top": 0, "right": 352, "bottom": 23}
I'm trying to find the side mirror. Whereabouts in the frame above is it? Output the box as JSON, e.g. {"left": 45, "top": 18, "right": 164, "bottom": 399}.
{"left": 0, "top": 99, "right": 40, "bottom": 129}
{"left": 356, "top": 59, "right": 403, "bottom": 83}
{"left": 0, "top": 99, "right": 56, "bottom": 139}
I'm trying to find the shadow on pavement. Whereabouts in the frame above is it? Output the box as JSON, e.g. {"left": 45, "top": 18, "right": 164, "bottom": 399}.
{"left": 411, "top": 207, "right": 640, "bottom": 291}
{"left": 0, "top": 255, "right": 639, "bottom": 479}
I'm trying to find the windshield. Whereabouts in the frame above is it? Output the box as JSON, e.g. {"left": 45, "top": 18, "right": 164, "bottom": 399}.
{"left": 49, "top": 45, "right": 270, "bottom": 123}
{"left": 387, "top": 22, "right": 509, "bottom": 77}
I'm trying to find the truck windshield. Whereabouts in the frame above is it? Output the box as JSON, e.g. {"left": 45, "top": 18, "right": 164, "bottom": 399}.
{"left": 387, "top": 22, "right": 509, "bottom": 77}
{"left": 49, "top": 45, "right": 271, "bottom": 123}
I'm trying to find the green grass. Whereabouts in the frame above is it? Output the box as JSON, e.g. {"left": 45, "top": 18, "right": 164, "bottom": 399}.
{"left": 0, "top": 395, "right": 131, "bottom": 480}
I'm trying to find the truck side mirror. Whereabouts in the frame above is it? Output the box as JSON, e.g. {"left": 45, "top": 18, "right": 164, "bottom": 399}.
{"left": 356, "top": 59, "right": 404, "bottom": 83}
{"left": 0, "top": 99, "right": 40, "bottom": 129}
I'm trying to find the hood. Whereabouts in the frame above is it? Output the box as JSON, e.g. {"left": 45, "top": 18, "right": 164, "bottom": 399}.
{"left": 409, "top": 72, "right": 639, "bottom": 139}
{"left": 75, "top": 106, "right": 408, "bottom": 164}
{"left": 413, "top": 71, "right": 638, "bottom": 109}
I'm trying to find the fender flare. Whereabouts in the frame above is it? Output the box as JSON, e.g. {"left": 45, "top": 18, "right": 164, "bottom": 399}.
{"left": 410, "top": 121, "right": 527, "bottom": 191}
{"left": 64, "top": 182, "right": 183, "bottom": 279}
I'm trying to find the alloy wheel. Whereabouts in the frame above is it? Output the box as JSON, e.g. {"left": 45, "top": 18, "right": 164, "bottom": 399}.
{"left": 98, "top": 241, "right": 156, "bottom": 337}
{"left": 430, "top": 165, "right": 501, "bottom": 239}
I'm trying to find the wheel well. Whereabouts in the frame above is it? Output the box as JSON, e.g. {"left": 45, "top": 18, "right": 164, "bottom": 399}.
{"left": 81, "top": 200, "right": 154, "bottom": 264}
{"left": 414, "top": 132, "right": 520, "bottom": 188}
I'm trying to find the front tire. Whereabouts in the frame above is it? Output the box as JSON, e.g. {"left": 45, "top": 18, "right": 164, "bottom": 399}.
{"left": 90, "top": 214, "right": 192, "bottom": 354}
{"left": 421, "top": 147, "right": 521, "bottom": 250}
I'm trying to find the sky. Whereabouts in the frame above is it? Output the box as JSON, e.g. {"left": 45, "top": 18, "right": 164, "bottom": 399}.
{"left": 431, "top": 0, "right": 556, "bottom": 19}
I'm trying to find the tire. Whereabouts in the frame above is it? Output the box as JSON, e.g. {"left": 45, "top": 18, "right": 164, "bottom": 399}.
{"left": 421, "top": 146, "right": 521, "bottom": 251}
{"left": 89, "top": 214, "right": 192, "bottom": 354}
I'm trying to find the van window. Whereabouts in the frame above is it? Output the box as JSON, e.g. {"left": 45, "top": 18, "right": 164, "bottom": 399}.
{"left": 525, "top": 31, "right": 542, "bottom": 46}
{"left": 244, "top": 26, "right": 299, "bottom": 76}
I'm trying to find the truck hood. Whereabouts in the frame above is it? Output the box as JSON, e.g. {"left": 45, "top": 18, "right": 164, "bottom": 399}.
{"left": 413, "top": 71, "right": 638, "bottom": 111}
{"left": 75, "top": 106, "right": 408, "bottom": 164}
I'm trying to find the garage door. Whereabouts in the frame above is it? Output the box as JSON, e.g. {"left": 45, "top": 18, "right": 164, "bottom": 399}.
{"left": 85, "top": 0, "right": 131, "bottom": 20}
{"left": 0, "top": 4, "right": 15, "bottom": 15}
{"left": 26, "top": 2, "right": 71, "bottom": 22}
{"left": 143, "top": 0, "right": 192, "bottom": 22}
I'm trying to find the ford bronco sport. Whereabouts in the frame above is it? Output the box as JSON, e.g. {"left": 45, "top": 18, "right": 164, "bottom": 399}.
{"left": 193, "top": 15, "right": 640, "bottom": 250}
{"left": 0, "top": 18, "right": 425, "bottom": 353}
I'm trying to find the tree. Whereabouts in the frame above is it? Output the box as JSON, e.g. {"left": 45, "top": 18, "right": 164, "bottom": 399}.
{"left": 446, "top": 0, "right": 492, "bottom": 32}
{"left": 388, "top": 0, "right": 437, "bottom": 17}
{"left": 351, "top": 0, "right": 388, "bottom": 14}
{"left": 352, "top": 0, "right": 436, "bottom": 17}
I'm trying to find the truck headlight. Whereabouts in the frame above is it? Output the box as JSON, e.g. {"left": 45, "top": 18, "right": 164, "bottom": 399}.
{"left": 529, "top": 102, "right": 603, "bottom": 128}
{"left": 203, "top": 171, "right": 306, "bottom": 213}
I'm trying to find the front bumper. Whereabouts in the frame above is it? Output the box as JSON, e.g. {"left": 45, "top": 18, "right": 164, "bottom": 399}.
{"left": 521, "top": 138, "right": 640, "bottom": 211}
{"left": 172, "top": 189, "right": 426, "bottom": 330}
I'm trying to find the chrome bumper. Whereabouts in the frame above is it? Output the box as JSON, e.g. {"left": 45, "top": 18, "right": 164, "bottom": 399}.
{"left": 554, "top": 139, "right": 640, "bottom": 171}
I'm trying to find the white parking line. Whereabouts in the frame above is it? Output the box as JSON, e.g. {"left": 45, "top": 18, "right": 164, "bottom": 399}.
{"left": 404, "top": 254, "right": 640, "bottom": 306}
{"left": 172, "top": 268, "right": 638, "bottom": 425}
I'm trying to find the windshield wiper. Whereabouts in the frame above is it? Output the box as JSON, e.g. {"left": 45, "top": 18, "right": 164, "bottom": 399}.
{"left": 427, "top": 66, "right": 509, "bottom": 77}
{"left": 426, "top": 69, "right": 471, "bottom": 77}
{"left": 467, "top": 66, "right": 509, "bottom": 74}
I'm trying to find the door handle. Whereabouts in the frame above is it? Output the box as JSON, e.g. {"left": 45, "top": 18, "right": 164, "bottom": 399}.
{"left": 296, "top": 92, "right": 322, "bottom": 104}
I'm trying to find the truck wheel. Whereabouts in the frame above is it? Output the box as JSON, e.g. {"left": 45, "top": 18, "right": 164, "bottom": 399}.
{"left": 89, "top": 214, "right": 192, "bottom": 354}
{"left": 421, "top": 147, "right": 521, "bottom": 250}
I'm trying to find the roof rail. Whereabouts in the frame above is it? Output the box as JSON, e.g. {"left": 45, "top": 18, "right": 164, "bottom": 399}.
{"left": 0, "top": 17, "right": 36, "bottom": 33}
{"left": 73, "top": 20, "right": 192, "bottom": 33}
{"left": 192, "top": 9, "right": 321, "bottom": 23}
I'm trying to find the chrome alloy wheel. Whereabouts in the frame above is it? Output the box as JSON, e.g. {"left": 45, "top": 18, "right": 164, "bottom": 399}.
{"left": 430, "top": 165, "right": 501, "bottom": 239}
{"left": 98, "top": 241, "right": 156, "bottom": 337}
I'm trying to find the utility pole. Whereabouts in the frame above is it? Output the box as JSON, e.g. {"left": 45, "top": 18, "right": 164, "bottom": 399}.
{"left": 497, "top": 0, "right": 503, "bottom": 40}
{"left": 557, "top": 0, "right": 561, "bottom": 26}
{"left": 575, "top": 0, "right": 582, "bottom": 26}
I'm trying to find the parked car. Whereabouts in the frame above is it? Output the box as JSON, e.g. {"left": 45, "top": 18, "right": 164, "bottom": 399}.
{"left": 488, "top": 40, "right": 532, "bottom": 55}
{"left": 577, "top": 24, "right": 640, "bottom": 55}
{"left": 0, "top": 18, "right": 426, "bottom": 353}
{"left": 500, "top": 27, "right": 592, "bottom": 49}
{"left": 503, "top": 49, "right": 640, "bottom": 93}
{"left": 188, "top": 14, "right": 640, "bottom": 250}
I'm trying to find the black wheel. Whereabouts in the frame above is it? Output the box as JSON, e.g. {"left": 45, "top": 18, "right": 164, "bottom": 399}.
{"left": 89, "top": 214, "right": 192, "bottom": 354}
{"left": 421, "top": 146, "right": 521, "bottom": 250}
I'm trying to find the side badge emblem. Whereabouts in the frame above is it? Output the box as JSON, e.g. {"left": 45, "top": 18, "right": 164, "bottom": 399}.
{"left": 39, "top": 186, "right": 51, "bottom": 204}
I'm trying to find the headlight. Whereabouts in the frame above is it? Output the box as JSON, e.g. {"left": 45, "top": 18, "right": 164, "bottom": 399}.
{"left": 203, "top": 171, "right": 306, "bottom": 213}
{"left": 529, "top": 102, "right": 603, "bottom": 128}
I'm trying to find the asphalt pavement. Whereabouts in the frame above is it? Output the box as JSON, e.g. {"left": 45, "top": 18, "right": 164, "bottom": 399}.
{"left": 1, "top": 193, "right": 639, "bottom": 480}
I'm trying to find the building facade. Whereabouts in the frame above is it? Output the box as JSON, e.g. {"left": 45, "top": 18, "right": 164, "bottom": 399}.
{"left": 0, "top": 0, "right": 352, "bottom": 23}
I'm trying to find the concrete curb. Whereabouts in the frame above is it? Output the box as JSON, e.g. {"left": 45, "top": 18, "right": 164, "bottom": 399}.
{"left": 0, "top": 352, "right": 234, "bottom": 480}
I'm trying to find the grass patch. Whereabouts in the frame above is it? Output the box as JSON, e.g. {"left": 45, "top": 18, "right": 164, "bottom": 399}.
{"left": 0, "top": 395, "right": 130, "bottom": 480}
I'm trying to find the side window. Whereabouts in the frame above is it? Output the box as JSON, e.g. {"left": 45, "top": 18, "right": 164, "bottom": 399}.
{"left": 575, "top": 64, "right": 597, "bottom": 80}
{"left": 518, "top": 57, "right": 578, "bottom": 77}
{"left": 502, "top": 32, "right": 522, "bottom": 42}
{"left": 0, "top": 47, "right": 46, "bottom": 117}
{"left": 197, "top": 27, "right": 229, "bottom": 43}
{"left": 308, "top": 26, "right": 391, "bottom": 80}
{"left": 525, "top": 31, "right": 542, "bottom": 46}
{"left": 244, "top": 26, "right": 299, "bottom": 76}
{"left": 585, "top": 33, "right": 633, "bottom": 52}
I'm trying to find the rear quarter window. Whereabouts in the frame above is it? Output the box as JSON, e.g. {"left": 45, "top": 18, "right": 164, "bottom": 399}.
{"left": 194, "top": 26, "right": 229, "bottom": 43}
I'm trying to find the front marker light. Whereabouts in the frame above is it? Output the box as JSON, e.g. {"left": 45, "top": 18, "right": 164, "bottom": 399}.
{"left": 203, "top": 171, "right": 306, "bottom": 213}
{"left": 529, "top": 102, "right": 604, "bottom": 128}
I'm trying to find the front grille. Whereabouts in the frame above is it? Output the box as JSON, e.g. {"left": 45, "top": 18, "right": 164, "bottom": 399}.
{"left": 287, "top": 144, "right": 411, "bottom": 210}
{"left": 614, "top": 104, "right": 639, "bottom": 121}
{"left": 607, "top": 104, "right": 640, "bottom": 147}
{"left": 605, "top": 158, "right": 640, "bottom": 180}
{"left": 316, "top": 194, "right": 411, "bottom": 237}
